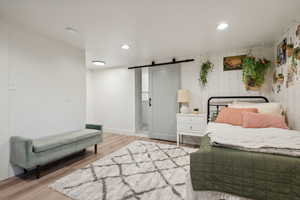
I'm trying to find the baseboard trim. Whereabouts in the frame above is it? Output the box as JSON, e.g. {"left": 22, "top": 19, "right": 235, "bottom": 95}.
{"left": 103, "top": 128, "right": 148, "bottom": 138}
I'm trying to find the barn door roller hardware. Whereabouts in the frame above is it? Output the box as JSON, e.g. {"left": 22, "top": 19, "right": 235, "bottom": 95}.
{"left": 128, "top": 58, "right": 194, "bottom": 69}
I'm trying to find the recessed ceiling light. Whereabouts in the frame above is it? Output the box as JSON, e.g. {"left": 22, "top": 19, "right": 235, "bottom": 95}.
{"left": 121, "top": 44, "right": 130, "bottom": 50}
{"left": 217, "top": 23, "right": 229, "bottom": 30}
{"left": 92, "top": 60, "right": 105, "bottom": 66}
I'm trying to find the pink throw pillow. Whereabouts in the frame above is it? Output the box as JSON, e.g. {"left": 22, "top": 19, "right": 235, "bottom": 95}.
{"left": 242, "top": 112, "right": 288, "bottom": 129}
{"left": 215, "top": 107, "right": 258, "bottom": 126}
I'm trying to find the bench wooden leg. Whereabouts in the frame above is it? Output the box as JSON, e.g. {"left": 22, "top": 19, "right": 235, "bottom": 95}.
{"left": 94, "top": 144, "right": 97, "bottom": 154}
{"left": 36, "top": 165, "right": 40, "bottom": 179}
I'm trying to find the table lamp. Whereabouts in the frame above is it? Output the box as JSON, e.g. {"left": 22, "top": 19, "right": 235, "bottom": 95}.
{"left": 177, "top": 89, "right": 190, "bottom": 114}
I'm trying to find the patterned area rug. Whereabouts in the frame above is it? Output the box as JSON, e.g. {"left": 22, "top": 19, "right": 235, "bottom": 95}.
{"left": 50, "top": 141, "right": 197, "bottom": 200}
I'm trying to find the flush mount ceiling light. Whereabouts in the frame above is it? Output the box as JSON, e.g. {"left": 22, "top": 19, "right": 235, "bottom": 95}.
{"left": 121, "top": 44, "right": 130, "bottom": 50}
{"left": 65, "top": 27, "right": 79, "bottom": 34}
{"left": 92, "top": 60, "right": 105, "bottom": 66}
{"left": 217, "top": 23, "right": 229, "bottom": 30}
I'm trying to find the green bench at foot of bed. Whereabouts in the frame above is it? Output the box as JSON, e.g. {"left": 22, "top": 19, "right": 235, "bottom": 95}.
{"left": 10, "top": 124, "right": 102, "bottom": 179}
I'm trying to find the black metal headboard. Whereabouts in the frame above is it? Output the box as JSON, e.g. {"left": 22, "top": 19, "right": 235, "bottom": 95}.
{"left": 207, "top": 96, "right": 269, "bottom": 123}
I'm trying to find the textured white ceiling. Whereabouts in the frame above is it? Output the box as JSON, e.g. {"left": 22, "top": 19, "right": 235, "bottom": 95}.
{"left": 1, "top": 0, "right": 300, "bottom": 68}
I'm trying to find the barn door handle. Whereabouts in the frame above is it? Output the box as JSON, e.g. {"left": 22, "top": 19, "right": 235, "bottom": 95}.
{"left": 149, "top": 98, "right": 152, "bottom": 107}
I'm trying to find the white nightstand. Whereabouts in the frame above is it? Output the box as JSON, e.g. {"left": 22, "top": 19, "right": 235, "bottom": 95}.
{"left": 176, "top": 113, "right": 207, "bottom": 146}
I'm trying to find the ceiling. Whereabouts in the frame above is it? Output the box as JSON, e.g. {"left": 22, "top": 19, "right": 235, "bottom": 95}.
{"left": 1, "top": 0, "right": 300, "bottom": 69}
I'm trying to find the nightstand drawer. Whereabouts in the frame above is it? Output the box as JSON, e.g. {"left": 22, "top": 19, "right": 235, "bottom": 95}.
{"left": 177, "top": 116, "right": 204, "bottom": 124}
{"left": 177, "top": 116, "right": 192, "bottom": 123}
{"left": 190, "top": 123, "right": 202, "bottom": 131}
{"left": 190, "top": 117, "right": 204, "bottom": 124}
{"left": 177, "top": 123, "right": 204, "bottom": 132}
{"left": 176, "top": 113, "right": 207, "bottom": 146}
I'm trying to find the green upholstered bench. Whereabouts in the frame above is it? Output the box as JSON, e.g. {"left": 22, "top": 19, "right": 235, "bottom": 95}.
{"left": 10, "top": 124, "right": 102, "bottom": 178}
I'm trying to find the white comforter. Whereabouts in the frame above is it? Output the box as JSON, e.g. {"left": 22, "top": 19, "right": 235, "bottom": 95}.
{"left": 206, "top": 122, "right": 300, "bottom": 157}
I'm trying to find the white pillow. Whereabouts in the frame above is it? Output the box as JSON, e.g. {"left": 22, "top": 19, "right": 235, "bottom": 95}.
{"left": 232, "top": 101, "right": 257, "bottom": 105}
{"left": 229, "top": 102, "right": 283, "bottom": 115}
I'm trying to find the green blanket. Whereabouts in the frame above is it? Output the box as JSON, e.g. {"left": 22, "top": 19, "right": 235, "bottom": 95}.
{"left": 190, "top": 136, "right": 300, "bottom": 200}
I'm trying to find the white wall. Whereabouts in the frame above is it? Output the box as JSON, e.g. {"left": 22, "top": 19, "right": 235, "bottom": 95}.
{"left": 181, "top": 46, "right": 274, "bottom": 113}
{"left": 85, "top": 46, "right": 275, "bottom": 147}
{"left": 87, "top": 46, "right": 274, "bottom": 136}
{"left": 87, "top": 67, "right": 135, "bottom": 134}
{"left": 0, "top": 20, "right": 86, "bottom": 181}
{"left": 177, "top": 46, "right": 273, "bottom": 144}
{"left": 0, "top": 21, "right": 10, "bottom": 181}
{"left": 86, "top": 70, "right": 96, "bottom": 123}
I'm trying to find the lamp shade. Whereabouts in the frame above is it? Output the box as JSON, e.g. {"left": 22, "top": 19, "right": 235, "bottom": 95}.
{"left": 177, "top": 89, "right": 190, "bottom": 103}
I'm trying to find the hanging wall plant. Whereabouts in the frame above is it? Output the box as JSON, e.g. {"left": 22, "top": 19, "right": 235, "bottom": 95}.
{"left": 242, "top": 56, "right": 271, "bottom": 91}
{"left": 199, "top": 60, "right": 213, "bottom": 86}
{"left": 291, "top": 46, "right": 300, "bottom": 66}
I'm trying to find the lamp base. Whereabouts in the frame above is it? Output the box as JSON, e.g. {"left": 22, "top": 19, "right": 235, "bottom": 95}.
{"left": 180, "top": 104, "right": 189, "bottom": 114}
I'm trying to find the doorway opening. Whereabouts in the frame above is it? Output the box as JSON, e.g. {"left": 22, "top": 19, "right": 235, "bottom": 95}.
{"left": 135, "top": 68, "right": 150, "bottom": 134}
{"left": 135, "top": 65, "right": 180, "bottom": 140}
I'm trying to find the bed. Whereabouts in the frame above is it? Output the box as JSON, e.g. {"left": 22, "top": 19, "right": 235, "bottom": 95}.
{"left": 188, "top": 96, "right": 300, "bottom": 200}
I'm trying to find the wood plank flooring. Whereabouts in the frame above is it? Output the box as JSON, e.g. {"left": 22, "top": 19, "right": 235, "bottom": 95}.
{"left": 0, "top": 133, "right": 195, "bottom": 200}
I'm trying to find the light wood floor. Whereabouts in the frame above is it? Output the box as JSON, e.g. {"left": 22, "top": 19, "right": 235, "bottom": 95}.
{"left": 0, "top": 133, "right": 194, "bottom": 200}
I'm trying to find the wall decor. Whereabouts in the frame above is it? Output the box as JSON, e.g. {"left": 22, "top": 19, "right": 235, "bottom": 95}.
{"left": 290, "top": 46, "right": 299, "bottom": 70}
{"left": 274, "top": 84, "right": 282, "bottom": 93}
{"left": 242, "top": 56, "right": 271, "bottom": 91}
{"left": 272, "top": 25, "right": 300, "bottom": 92}
{"left": 286, "top": 65, "right": 296, "bottom": 88}
{"left": 223, "top": 55, "right": 246, "bottom": 71}
{"left": 277, "top": 38, "right": 287, "bottom": 66}
{"left": 272, "top": 71, "right": 281, "bottom": 93}
{"left": 199, "top": 60, "right": 214, "bottom": 86}
{"left": 273, "top": 72, "right": 285, "bottom": 85}
{"left": 277, "top": 73, "right": 285, "bottom": 84}
{"left": 294, "top": 47, "right": 300, "bottom": 60}
{"left": 296, "top": 25, "right": 300, "bottom": 40}
{"left": 287, "top": 44, "right": 294, "bottom": 57}
{"left": 272, "top": 71, "right": 284, "bottom": 94}
{"left": 273, "top": 72, "right": 278, "bottom": 84}
{"left": 273, "top": 23, "right": 300, "bottom": 130}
